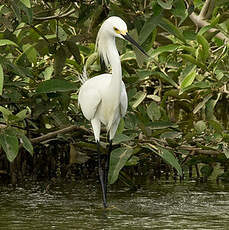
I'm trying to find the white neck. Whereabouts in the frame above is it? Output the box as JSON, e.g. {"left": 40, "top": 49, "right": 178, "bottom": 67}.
{"left": 97, "top": 33, "right": 122, "bottom": 101}
{"left": 107, "top": 38, "right": 122, "bottom": 86}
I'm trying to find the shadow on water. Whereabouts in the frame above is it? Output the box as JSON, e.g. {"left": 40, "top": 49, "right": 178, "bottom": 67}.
{"left": 0, "top": 180, "right": 229, "bottom": 229}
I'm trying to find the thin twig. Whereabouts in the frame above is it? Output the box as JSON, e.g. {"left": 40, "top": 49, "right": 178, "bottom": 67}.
{"left": 33, "top": 8, "right": 76, "bottom": 21}
{"left": 178, "top": 145, "right": 220, "bottom": 155}
{"left": 31, "top": 125, "right": 90, "bottom": 144}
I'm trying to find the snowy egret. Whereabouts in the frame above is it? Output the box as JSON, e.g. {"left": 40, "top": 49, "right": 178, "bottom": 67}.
{"left": 78, "top": 16, "right": 147, "bottom": 208}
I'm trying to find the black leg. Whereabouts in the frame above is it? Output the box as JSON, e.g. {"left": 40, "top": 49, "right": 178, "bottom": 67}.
{"left": 104, "top": 140, "right": 112, "bottom": 200}
{"left": 97, "top": 141, "right": 107, "bottom": 208}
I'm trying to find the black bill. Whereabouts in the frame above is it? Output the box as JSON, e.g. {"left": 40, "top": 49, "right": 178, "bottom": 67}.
{"left": 122, "top": 33, "right": 148, "bottom": 57}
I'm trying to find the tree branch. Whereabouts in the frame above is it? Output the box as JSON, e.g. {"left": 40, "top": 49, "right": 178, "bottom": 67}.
{"left": 33, "top": 8, "right": 76, "bottom": 21}
{"left": 178, "top": 145, "right": 220, "bottom": 155}
{"left": 189, "top": 0, "right": 228, "bottom": 42}
{"left": 31, "top": 125, "right": 90, "bottom": 144}
{"left": 199, "top": 0, "right": 215, "bottom": 19}
{"left": 140, "top": 139, "right": 221, "bottom": 155}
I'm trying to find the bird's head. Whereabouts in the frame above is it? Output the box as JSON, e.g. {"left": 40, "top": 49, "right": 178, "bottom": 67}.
{"left": 96, "top": 16, "right": 148, "bottom": 67}
{"left": 99, "top": 16, "right": 147, "bottom": 56}
{"left": 101, "top": 16, "right": 128, "bottom": 39}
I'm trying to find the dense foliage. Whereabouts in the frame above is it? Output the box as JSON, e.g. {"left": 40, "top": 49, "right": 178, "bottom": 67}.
{"left": 0, "top": 0, "right": 229, "bottom": 184}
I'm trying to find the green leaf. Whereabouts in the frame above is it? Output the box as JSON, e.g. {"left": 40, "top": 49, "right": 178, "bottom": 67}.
{"left": 22, "top": 5, "right": 33, "bottom": 24}
{"left": 197, "top": 34, "right": 210, "bottom": 63}
{"left": 151, "top": 121, "right": 178, "bottom": 129}
{"left": 147, "top": 101, "right": 161, "bottom": 121}
{"left": 11, "top": 1, "right": 21, "bottom": 22}
{"left": 54, "top": 46, "right": 67, "bottom": 76}
{"left": 144, "top": 144, "right": 182, "bottom": 175}
{"left": 19, "top": 0, "right": 31, "bottom": 8}
{"left": 157, "top": 0, "right": 173, "bottom": 9}
{"left": 42, "top": 65, "right": 54, "bottom": 80}
{"left": 57, "top": 26, "right": 68, "bottom": 42}
{"left": 180, "top": 81, "right": 210, "bottom": 93}
{"left": 0, "top": 56, "right": 32, "bottom": 78}
{"left": 218, "top": 171, "right": 229, "bottom": 182}
{"left": 38, "top": 34, "right": 56, "bottom": 41}
{"left": 0, "top": 64, "right": 3, "bottom": 95}
{"left": 0, "top": 39, "right": 18, "bottom": 47}
{"left": 23, "top": 44, "right": 38, "bottom": 65}
{"left": 86, "top": 52, "right": 98, "bottom": 68}
{"left": 160, "top": 131, "right": 181, "bottom": 139}
{"left": 128, "top": 30, "right": 146, "bottom": 67}
{"left": 139, "top": 7, "right": 162, "bottom": 44}
{"left": 200, "top": 165, "right": 213, "bottom": 178}
{"left": 0, "top": 134, "right": 19, "bottom": 162}
{"left": 125, "top": 156, "right": 139, "bottom": 166}
{"left": 16, "top": 108, "right": 30, "bottom": 121}
{"left": 205, "top": 93, "right": 220, "bottom": 120}
{"left": 51, "top": 110, "right": 72, "bottom": 126}
{"left": 209, "top": 119, "right": 223, "bottom": 133}
{"left": 152, "top": 71, "right": 178, "bottom": 88}
{"left": 108, "top": 147, "right": 133, "bottom": 184}
{"left": 223, "top": 146, "right": 229, "bottom": 159}
{"left": 159, "top": 17, "right": 186, "bottom": 43}
{"left": 158, "top": 147, "right": 182, "bottom": 176}
{"left": 11, "top": 0, "right": 32, "bottom": 23}
{"left": 121, "top": 51, "right": 136, "bottom": 61}
{"left": 36, "top": 79, "right": 77, "bottom": 94}
{"left": 136, "top": 70, "right": 153, "bottom": 79}
{"left": 132, "top": 91, "right": 147, "bottom": 109}
{"left": 113, "top": 134, "right": 133, "bottom": 144}
{"left": 180, "top": 65, "right": 196, "bottom": 92}
{"left": 0, "top": 5, "right": 5, "bottom": 12}
{"left": 180, "top": 45, "right": 196, "bottom": 55}
{"left": 16, "top": 44, "right": 38, "bottom": 65}
{"left": 194, "top": 120, "right": 207, "bottom": 133}
{"left": 198, "top": 14, "right": 219, "bottom": 36}
{"left": 116, "top": 118, "right": 125, "bottom": 135}
{"left": 172, "top": 0, "right": 188, "bottom": 25}
{"left": 20, "top": 134, "right": 33, "bottom": 156}
{"left": 198, "top": 25, "right": 214, "bottom": 36}
{"left": 65, "top": 40, "right": 81, "bottom": 64}
{"left": 181, "top": 54, "right": 206, "bottom": 69}
{"left": 193, "top": 94, "right": 212, "bottom": 114}
{"left": 0, "top": 106, "right": 12, "bottom": 122}
{"left": 149, "top": 44, "right": 179, "bottom": 59}
{"left": 0, "top": 106, "right": 12, "bottom": 116}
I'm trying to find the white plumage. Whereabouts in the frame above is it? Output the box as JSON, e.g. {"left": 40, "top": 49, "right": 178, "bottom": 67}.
{"left": 78, "top": 16, "right": 147, "bottom": 208}
{"left": 79, "top": 16, "right": 128, "bottom": 142}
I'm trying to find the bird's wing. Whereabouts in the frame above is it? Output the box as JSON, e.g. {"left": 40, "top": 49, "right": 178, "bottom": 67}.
{"left": 78, "top": 83, "right": 101, "bottom": 121}
{"left": 78, "top": 74, "right": 111, "bottom": 120}
{"left": 120, "top": 81, "right": 128, "bottom": 117}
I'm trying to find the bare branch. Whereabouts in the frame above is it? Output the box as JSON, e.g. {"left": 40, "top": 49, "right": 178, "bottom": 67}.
{"left": 31, "top": 125, "right": 90, "bottom": 144}
{"left": 205, "top": 0, "right": 215, "bottom": 19}
{"left": 178, "top": 145, "right": 220, "bottom": 155}
{"left": 34, "top": 8, "right": 76, "bottom": 21}
{"left": 200, "top": 0, "right": 215, "bottom": 19}
{"left": 188, "top": 0, "right": 228, "bottom": 42}
{"left": 189, "top": 13, "right": 228, "bottom": 42}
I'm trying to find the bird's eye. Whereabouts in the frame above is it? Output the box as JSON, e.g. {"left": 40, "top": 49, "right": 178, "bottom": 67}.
{"left": 113, "top": 27, "right": 120, "bottom": 34}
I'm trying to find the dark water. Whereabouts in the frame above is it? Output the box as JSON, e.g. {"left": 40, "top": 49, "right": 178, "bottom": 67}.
{"left": 0, "top": 180, "right": 229, "bottom": 229}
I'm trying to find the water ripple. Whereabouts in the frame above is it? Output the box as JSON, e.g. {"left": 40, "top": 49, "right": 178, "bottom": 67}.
{"left": 0, "top": 180, "right": 229, "bottom": 229}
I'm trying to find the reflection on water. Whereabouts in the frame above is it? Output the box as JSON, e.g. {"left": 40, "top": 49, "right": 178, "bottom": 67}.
{"left": 0, "top": 180, "right": 229, "bottom": 229}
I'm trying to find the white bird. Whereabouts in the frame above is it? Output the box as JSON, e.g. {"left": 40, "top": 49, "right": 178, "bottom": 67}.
{"left": 78, "top": 16, "right": 147, "bottom": 208}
